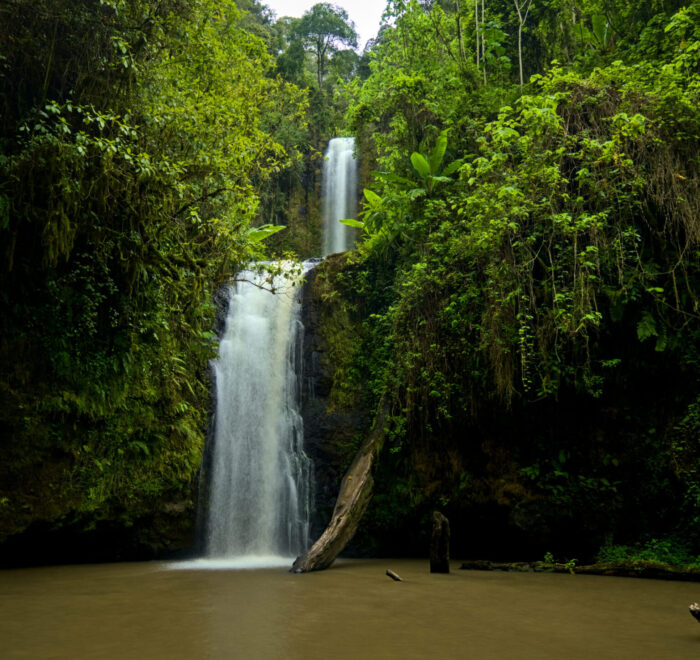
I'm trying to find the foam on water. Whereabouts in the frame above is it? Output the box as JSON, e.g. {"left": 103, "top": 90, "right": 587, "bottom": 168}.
{"left": 167, "top": 555, "right": 294, "bottom": 570}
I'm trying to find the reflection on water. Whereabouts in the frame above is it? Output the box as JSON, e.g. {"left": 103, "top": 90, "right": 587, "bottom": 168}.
{"left": 1, "top": 559, "right": 699, "bottom": 659}
{"left": 169, "top": 556, "right": 294, "bottom": 570}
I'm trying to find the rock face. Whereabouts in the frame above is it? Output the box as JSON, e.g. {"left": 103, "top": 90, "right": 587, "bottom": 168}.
{"left": 292, "top": 408, "right": 388, "bottom": 573}
{"left": 299, "top": 259, "right": 370, "bottom": 545}
{"left": 430, "top": 511, "right": 450, "bottom": 573}
{"left": 292, "top": 412, "right": 387, "bottom": 573}
{"left": 0, "top": 501, "right": 196, "bottom": 567}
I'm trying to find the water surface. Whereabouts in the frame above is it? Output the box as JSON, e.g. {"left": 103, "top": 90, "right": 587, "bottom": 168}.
{"left": 2, "top": 559, "right": 699, "bottom": 659}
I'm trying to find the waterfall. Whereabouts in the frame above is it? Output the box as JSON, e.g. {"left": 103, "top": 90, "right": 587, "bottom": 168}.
{"left": 322, "top": 137, "right": 358, "bottom": 256}
{"left": 200, "top": 264, "right": 312, "bottom": 568}
{"left": 174, "top": 136, "right": 359, "bottom": 572}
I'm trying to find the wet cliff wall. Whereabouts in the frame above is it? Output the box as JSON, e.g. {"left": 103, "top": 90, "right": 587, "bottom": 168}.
{"left": 298, "top": 251, "right": 700, "bottom": 565}
{"left": 300, "top": 256, "right": 371, "bottom": 545}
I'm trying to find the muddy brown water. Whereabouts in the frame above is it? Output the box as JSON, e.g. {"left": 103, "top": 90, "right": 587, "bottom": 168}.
{"left": 1, "top": 558, "right": 699, "bottom": 659}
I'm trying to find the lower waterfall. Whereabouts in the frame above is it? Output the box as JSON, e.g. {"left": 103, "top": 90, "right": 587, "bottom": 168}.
{"left": 198, "top": 264, "right": 313, "bottom": 568}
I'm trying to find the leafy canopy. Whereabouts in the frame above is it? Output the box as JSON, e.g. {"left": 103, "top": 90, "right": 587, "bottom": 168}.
{"left": 294, "top": 3, "right": 358, "bottom": 87}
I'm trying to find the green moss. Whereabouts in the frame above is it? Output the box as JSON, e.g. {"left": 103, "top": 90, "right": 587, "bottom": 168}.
{"left": 313, "top": 253, "right": 366, "bottom": 413}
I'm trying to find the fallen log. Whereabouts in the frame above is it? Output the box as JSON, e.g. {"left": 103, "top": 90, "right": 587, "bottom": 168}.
{"left": 459, "top": 559, "right": 700, "bottom": 581}
{"left": 291, "top": 407, "right": 389, "bottom": 573}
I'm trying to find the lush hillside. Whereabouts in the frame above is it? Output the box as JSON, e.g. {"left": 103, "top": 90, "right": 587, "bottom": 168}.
{"left": 1, "top": 0, "right": 698, "bottom": 565}
{"left": 0, "top": 0, "right": 307, "bottom": 561}
{"left": 320, "top": 0, "right": 700, "bottom": 563}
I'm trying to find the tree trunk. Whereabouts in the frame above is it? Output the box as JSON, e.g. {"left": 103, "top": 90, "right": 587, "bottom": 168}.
{"left": 316, "top": 38, "right": 327, "bottom": 89}
{"left": 481, "top": 0, "right": 486, "bottom": 83}
{"left": 474, "top": 0, "right": 479, "bottom": 68}
{"left": 291, "top": 407, "right": 389, "bottom": 573}
{"left": 455, "top": 0, "right": 465, "bottom": 62}
{"left": 460, "top": 559, "right": 700, "bottom": 581}
{"left": 430, "top": 511, "right": 450, "bottom": 573}
{"left": 518, "top": 22, "right": 523, "bottom": 89}
{"left": 514, "top": 0, "right": 532, "bottom": 90}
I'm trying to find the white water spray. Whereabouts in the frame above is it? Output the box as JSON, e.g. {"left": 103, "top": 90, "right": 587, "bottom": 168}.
{"left": 322, "top": 137, "right": 358, "bottom": 255}
{"left": 201, "top": 265, "right": 312, "bottom": 567}
{"left": 175, "top": 138, "right": 360, "bottom": 572}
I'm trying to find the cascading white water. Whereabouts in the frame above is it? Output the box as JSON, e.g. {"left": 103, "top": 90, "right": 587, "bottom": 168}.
{"left": 322, "top": 137, "right": 358, "bottom": 256}
{"left": 202, "top": 265, "right": 312, "bottom": 567}
{"left": 172, "top": 138, "right": 359, "bottom": 572}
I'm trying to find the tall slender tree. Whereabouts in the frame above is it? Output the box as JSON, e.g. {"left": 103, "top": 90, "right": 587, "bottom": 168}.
{"left": 475, "top": 0, "right": 480, "bottom": 68}
{"left": 481, "top": 0, "right": 486, "bottom": 82}
{"left": 514, "top": 0, "right": 534, "bottom": 89}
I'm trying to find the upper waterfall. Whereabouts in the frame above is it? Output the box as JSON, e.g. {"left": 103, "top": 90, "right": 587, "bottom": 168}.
{"left": 322, "top": 137, "right": 358, "bottom": 256}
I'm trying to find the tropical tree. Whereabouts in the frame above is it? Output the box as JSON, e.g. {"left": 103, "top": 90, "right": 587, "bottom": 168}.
{"left": 294, "top": 3, "right": 358, "bottom": 89}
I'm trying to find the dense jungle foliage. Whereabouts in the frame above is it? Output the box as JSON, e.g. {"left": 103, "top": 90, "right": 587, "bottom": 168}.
{"left": 0, "top": 0, "right": 311, "bottom": 560}
{"left": 1, "top": 0, "right": 698, "bottom": 565}
{"left": 326, "top": 0, "right": 700, "bottom": 562}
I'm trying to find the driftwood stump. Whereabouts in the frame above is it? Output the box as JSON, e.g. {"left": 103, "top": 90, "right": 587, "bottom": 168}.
{"left": 430, "top": 511, "right": 450, "bottom": 574}
{"left": 690, "top": 603, "right": 700, "bottom": 622}
{"left": 291, "top": 408, "right": 389, "bottom": 573}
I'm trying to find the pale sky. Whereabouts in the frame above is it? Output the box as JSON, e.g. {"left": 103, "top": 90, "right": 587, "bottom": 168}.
{"left": 263, "top": 0, "right": 387, "bottom": 50}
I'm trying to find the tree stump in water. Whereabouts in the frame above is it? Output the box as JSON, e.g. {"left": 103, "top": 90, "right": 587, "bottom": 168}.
{"left": 430, "top": 511, "right": 450, "bottom": 574}
{"left": 291, "top": 408, "right": 389, "bottom": 573}
{"left": 690, "top": 603, "right": 700, "bottom": 622}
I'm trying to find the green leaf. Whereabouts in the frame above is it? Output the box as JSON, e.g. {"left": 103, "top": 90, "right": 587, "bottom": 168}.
{"left": 591, "top": 14, "right": 610, "bottom": 46}
{"left": 636, "top": 312, "right": 658, "bottom": 342}
{"left": 248, "top": 224, "right": 286, "bottom": 243}
{"left": 429, "top": 131, "right": 448, "bottom": 175}
{"left": 655, "top": 333, "right": 667, "bottom": 352}
{"left": 339, "top": 218, "right": 365, "bottom": 229}
{"left": 441, "top": 159, "right": 463, "bottom": 176}
{"left": 410, "top": 152, "right": 431, "bottom": 179}
{"left": 363, "top": 188, "right": 383, "bottom": 207}
{"left": 131, "top": 440, "right": 150, "bottom": 456}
